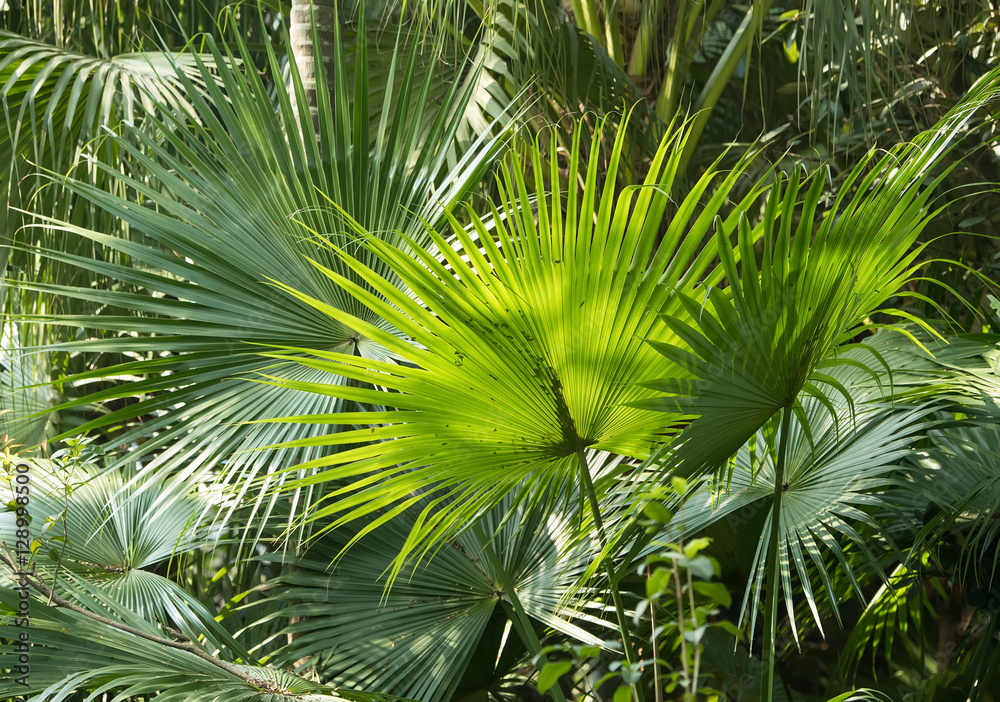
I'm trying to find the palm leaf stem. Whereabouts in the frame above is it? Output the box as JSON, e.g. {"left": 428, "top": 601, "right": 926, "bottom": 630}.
{"left": 0, "top": 550, "right": 253, "bottom": 682}
{"left": 471, "top": 522, "right": 567, "bottom": 702}
{"left": 677, "top": 0, "right": 775, "bottom": 171}
{"left": 760, "top": 403, "right": 794, "bottom": 702}
{"left": 577, "top": 446, "right": 645, "bottom": 702}
{"left": 626, "top": 0, "right": 665, "bottom": 77}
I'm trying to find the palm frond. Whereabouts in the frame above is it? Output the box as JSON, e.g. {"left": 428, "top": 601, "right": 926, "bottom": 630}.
{"left": 634, "top": 67, "right": 1000, "bottom": 478}
{"left": 8, "top": 14, "right": 511, "bottom": 539}
{"left": 256, "top": 113, "right": 770, "bottom": 574}
{"left": 0, "top": 31, "right": 214, "bottom": 167}
{"left": 253, "top": 487, "right": 612, "bottom": 702}
{"left": 0, "top": 459, "right": 247, "bottom": 659}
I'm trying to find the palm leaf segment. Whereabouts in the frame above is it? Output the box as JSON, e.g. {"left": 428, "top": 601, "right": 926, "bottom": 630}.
{"left": 254, "top": 491, "right": 612, "bottom": 702}
{"left": 0, "top": 459, "right": 247, "bottom": 660}
{"left": 262, "top": 114, "right": 769, "bottom": 565}
{"left": 11, "top": 18, "right": 509, "bottom": 531}
{"left": 634, "top": 68, "right": 1000, "bottom": 478}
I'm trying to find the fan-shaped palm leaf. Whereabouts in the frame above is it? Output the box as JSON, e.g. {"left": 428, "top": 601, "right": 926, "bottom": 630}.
{"left": 255, "top": 114, "right": 769, "bottom": 569}
{"left": 656, "top": 333, "right": 967, "bottom": 642}
{"left": 633, "top": 67, "right": 1000, "bottom": 477}
{"left": 0, "top": 459, "right": 247, "bottom": 659}
{"left": 9, "top": 15, "right": 510, "bottom": 535}
{"left": 252, "top": 481, "right": 617, "bottom": 702}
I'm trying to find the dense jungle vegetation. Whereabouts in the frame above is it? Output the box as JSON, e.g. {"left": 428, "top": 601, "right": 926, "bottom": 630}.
{"left": 3, "top": 1, "right": 1000, "bottom": 701}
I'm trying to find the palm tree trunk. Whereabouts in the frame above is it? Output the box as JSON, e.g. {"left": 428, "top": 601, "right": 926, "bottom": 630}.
{"left": 290, "top": 0, "right": 338, "bottom": 136}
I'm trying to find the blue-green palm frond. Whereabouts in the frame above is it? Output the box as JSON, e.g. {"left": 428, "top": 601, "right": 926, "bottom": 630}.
{"left": 8, "top": 12, "right": 511, "bottom": 538}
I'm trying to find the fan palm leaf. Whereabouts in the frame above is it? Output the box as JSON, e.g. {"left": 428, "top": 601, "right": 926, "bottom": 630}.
{"left": 653, "top": 332, "right": 983, "bottom": 643}
{"left": 255, "top": 113, "right": 770, "bottom": 571}
{"left": 252, "top": 478, "right": 617, "bottom": 702}
{"left": 8, "top": 15, "right": 510, "bottom": 535}
{"left": 633, "top": 66, "right": 1000, "bottom": 478}
{"left": 0, "top": 458, "right": 248, "bottom": 659}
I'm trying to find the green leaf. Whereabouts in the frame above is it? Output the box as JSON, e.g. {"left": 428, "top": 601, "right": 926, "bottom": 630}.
{"left": 613, "top": 685, "right": 632, "bottom": 702}
{"left": 680, "top": 555, "right": 716, "bottom": 580}
{"left": 682, "top": 537, "right": 712, "bottom": 559}
{"left": 259, "top": 113, "right": 769, "bottom": 575}
{"left": 692, "top": 582, "right": 732, "bottom": 608}
{"left": 642, "top": 501, "right": 673, "bottom": 525}
{"left": 537, "top": 661, "right": 573, "bottom": 694}
{"left": 646, "top": 569, "right": 672, "bottom": 598}
{"left": 683, "top": 624, "right": 708, "bottom": 644}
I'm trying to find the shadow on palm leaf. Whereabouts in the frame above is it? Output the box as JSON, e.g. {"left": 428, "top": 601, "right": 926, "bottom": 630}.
{"left": 252, "top": 469, "right": 628, "bottom": 702}
{"left": 0, "top": 452, "right": 247, "bottom": 660}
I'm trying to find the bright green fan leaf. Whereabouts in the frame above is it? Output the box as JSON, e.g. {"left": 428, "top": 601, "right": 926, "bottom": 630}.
{"left": 256, "top": 113, "right": 771, "bottom": 574}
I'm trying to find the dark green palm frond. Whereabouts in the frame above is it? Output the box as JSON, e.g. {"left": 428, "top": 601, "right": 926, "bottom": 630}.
{"left": 632, "top": 332, "right": 942, "bottom": 645}
{"left": 252, "top": 485, "right": 613, "bottom": 702}
{"left": 898, "top": 422, "right": 1000, "bottom": 594}
{"left": 633, "top": 68, "right": 1000, "bottom": 479}
{"left": 9, "top": 13, "right": 510, "bottom": 536}
{"left": 845, "top": 422, "right": 1000, "bottom": 696}
{"left": 0, "top": 584, "right": 348, "bottom": 702}
{"left": 255, "top": 114, "right": 770, "bottom": 574}
{"left": 0, "top": 459, "right": 248, "bottom": 660}
{"left": 840, "top": 561, "right": 930, "bottom": 683}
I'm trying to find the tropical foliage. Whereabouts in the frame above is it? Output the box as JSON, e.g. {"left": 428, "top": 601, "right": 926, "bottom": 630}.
{"left": 2, "top": 1, "right": 1000, "bottom": 702}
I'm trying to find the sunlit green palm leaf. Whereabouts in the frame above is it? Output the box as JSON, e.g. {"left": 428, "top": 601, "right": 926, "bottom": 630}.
{"left": 634, "top": 68, "right": 1000, "bottom": 478}
{"left": 0, "top": 31, "right": 213, "bottom": 166}
{"left": 256, "top": 114, "right": 770, "bottom": 572}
